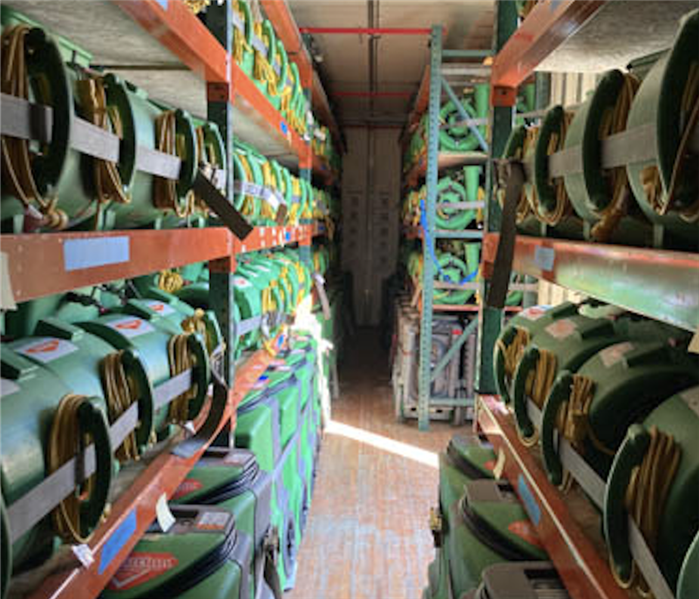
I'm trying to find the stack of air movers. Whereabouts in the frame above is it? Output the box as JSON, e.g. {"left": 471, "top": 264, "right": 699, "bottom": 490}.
{"left": 0, "top": 285, "right": 221, "bottom": 597}
{"left": 0, "top": 8, "right": 224, "bottom": 234}
{"left": 423, "top": 435, "right": 548, "bottom": 598}
{"left": 501, "top": 9, "right": 698, "bottom": 250}
{"left": 491, "top": 300, "right": 699, "bottom": 598}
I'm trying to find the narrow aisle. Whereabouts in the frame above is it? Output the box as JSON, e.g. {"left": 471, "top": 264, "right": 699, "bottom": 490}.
{"left": 288, "top": 329, "right": 463, "bottom": 599}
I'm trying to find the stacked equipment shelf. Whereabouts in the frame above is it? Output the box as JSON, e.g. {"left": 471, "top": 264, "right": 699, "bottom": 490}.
{"left": 472, "top": 2, "right": 699, "bottom": 599}
{"left": 398, "top": 29, "right": 535, "bottom": 431}
{"left": 0, "top": 1, "right": 341, "bottom": 598}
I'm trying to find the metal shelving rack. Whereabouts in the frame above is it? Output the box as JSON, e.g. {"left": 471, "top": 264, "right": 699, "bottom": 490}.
{"left": 0, "top": 2, "right": 338, "bottom": 597}
{"left": 473, "top": 3, "right": 699, "bottom": 599}
{"left": 400, "top": 26, "right": 495, "bottom": 431}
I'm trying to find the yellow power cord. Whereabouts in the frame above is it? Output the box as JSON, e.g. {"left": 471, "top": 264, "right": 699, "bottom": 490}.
{"left": 232, "top": 3, "right": 252, "bottom": 64}
{"left": 47, "top": 394, "right": 104, "bottom": 543}
{"left": 101, "top": 351, "right": 141, "bottom": 462}
{"left": 592, "top": 73, "right": 640, "bottom": 242}
{"left": 184, "top": 0, "right": 210, "bottom": 15}
{"left": 543, "top": 110, "right": 575, "bottom": 226}
{"left": 75, "top": 76, "right": 131, "bottom": 229}
{"left": 519, "top": 349, "right": 557, "bottom": 446}
{"left": 1, "top": 25, "right": 68, "bottom": 230}
{"left": 253, "top": 23, "right": 279, "bottom": 97}
{"left": 154, "top": 110, "right": 194, "bottom": 219}
{"left": 619, "top": 426, "right": 681, "bottom": 595}
{"left": 237, "top": 152, "right": 258, "bottom": 217}
{"left": 496, "top": 326, "right": 531, "bottom": 389}
{"left": 260, "top": 160, "right": 278, "bottom": 220}
{"left": 642, "top": 63, "right": 699, "bottom": 222}
{"left": 167, "top": 333, "right": 199, "bottom": 424}
{"left": 158, "top": 269, "right": 185, "bottom": 294}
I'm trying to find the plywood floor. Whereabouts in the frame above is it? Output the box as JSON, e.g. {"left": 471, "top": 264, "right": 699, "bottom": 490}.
{"left": 287, "top": 329, "right": 466, "bottom": 599}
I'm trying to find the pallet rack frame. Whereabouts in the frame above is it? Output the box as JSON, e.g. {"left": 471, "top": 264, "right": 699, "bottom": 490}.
{"left": 0, "top": 1, "right": 338, "bottom": 597}
{"left": 473, "top": 2, "right": 699, "bottom": 599}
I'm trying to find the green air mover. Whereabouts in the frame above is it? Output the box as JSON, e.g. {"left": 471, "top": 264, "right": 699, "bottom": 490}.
{"left": 6, "top": 318, "right": 154, "bottom": 451}
{"left": 625, "top": 9, "right": 698, "bottom": 250}
{"left": 434, "top": 168, "right": 480, "bottom": 231}
{"left": 1, "top": 357, "right": 112, "bottom": 574}
{"left": 542, "top": 334, "right": 697, "bottom": 489}
{"left": 532, "top": 106, "right": 584, "bottom": 240}
{"left": 251, "top": 20, "right": 278, "bottom": 104}
{"left": 102, "top": 506, "right": 252, "bottom": 599}
{"left": 171, "top": 448, "right": 280, "bottom": 599}
{"left": 79, "top": 301, "right": 210, "bottom": 434}
{"left": 438, "top": 435, "right": 495, "bottom": 518}
{"left": 4, "top": 289, "right": 102, "bottom": 339}
{"left": 562, "top": 72, "right": 652, "bottom": 247}
{"left": 439, "top": 85, "right": 489, "bottom": 153}
{"left": 510, "top": 312, "right": 635, "bottom": 445}
{"left": 426, "top": 480, "right": 547, "bottom": 599}
{"left": 493, "top": 303, "right": 580, "bottom": 406}
{"left": 604, "top": 385, "right": 699, "bottom": 594}
{"left": 433, "top": 244, "right": 480, "bottom": 305}
{"left": 475, "top": 562, "right": 570, "bottom": 599}
{"left": 234, "top": 371, "right": 305, "bottom": 591}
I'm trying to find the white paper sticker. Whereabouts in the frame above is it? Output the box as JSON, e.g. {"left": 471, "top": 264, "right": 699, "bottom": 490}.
{"left": 545, "top": 319, "right": 577, "bottom": 340}
{"left": 145, "top": 300, "right": 176, "bottom": 317}
{"left": 519, "top": 306, "right": 548, "bottom": 321}
{"left": 599, "top": 342, "right": 634, "bottom": 368}
{"left": 15, "top": 337, "right": 79, "bottom": 363}
{"left": 155, "top": 494, "right": 175, "bottom": 533}
{"left": 680, "top": 387, "right": 699, "bottom": 418}
{"left": 72, "top": 544, "right": 95, "bottom": 568}
{"left": 107, "top": 317, "right": 155, "bottom": 339}
{"left": 196, "top": 511, "right": 231, "bottom": 531}
{"left": 0, "top": 378, "right": 20, "bottom": 398}
{"left": 261, "top": 187, "right": 281, "bottom": 210}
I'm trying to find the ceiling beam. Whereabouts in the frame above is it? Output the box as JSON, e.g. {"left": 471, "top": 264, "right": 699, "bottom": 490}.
{"left": 299, "top": 27, "right": 433, "bottom": 35}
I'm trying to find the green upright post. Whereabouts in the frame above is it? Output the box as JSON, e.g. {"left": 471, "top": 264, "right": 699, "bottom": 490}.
{"left": 206, "top": 2, "right": 238, "bottom": 447}
{"left": 475, "top": 1, "right": 518, "bottom": 394}
{"left": 417, "top": 25, "right": 443, "bottom": 431}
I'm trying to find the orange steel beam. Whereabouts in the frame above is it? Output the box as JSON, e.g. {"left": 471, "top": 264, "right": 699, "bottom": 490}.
{"left": 113, "top": 0, "right": 228, "bottom": 82}
{"left": 490, "top": 0, "right": 607, "bottom": 103}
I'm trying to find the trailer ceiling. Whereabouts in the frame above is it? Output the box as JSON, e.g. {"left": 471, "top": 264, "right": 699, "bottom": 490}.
{"left": 287, "top": 0, "right": 494, "bottom": 127}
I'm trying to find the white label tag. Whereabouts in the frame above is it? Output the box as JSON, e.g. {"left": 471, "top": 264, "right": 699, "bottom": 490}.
{"left": 15, "top": 337, "right": 79, "bottom": 363}
{"left": 545, "top": 319, "right": 577, "bottom": 340}
{"left": 680, "top": 387, "right": 699, "bottom": 418}
{"left": 155, "top": 494, "right": 175, "bottom": 533}
{"left": 107, "top": 317, "right": 155, "bottom": 339}
{"left": 261, "top": 187, "right": 281, "bottom": 210}
{"left": 72, "top": 544, "right": 95, "bottom": 568}
{"left": 519, "top": 306, "right": 548, "bottom": 321}
{"left": 599, "top": 342, "right": 634, "bottom": 368}
{"left": 0, "top": 378, "right": 20, "bottom": 397}
{"left": 196, "top": 511, "right": 231, "bottom": 531}
{"left": 144, "top": 300, "right": 176, "bottom": 317}
{"left": 0, "top": 252, "right": 17, "bottom": 310}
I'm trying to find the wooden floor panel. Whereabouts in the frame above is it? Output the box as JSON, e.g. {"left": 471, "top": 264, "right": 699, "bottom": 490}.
{"left": 288, "top": 329, "right": 466, "bottom": 599}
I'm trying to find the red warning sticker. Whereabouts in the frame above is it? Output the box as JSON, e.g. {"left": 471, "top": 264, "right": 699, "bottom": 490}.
{"left": 519, "top": 306, "right": 547, "bottom": 321}
{"left": 196, "top": 511, "right": 231, "bottom": 531}
{"left": 107, "top": 317, "right": 155, "bottom": 338}
{"left": 483, "top": 460, "right": 496, "bottom": 472}
{"left": 545, "top": 318, "right": 577, "bottom": 340}
{"left": 171, "top": 479, "right": 203, "bottom": 501}
{"left": 507, "top": 520, "right": 543, "bottom": 548}
{"left": 107, "top": 552, "right": 178, "bottom": 591}
{"left": 145, "top": 300, "right": 176, "bottom": 317}
{"left": 599, "top": 342, "right": 634, "bottom": 368}
{"left": 15, "top": 337, "right": 79, "bottom": 363}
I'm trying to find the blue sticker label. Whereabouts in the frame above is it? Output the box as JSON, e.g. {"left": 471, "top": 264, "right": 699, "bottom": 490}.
{"left": 99, "top": 509, "right": 137, "bottom": 574}
{"left": 277, "top": 334, "right": 285, "bottom": 348}
{"left": 259, "top": 375, "right": 269, "bottom": 382}
{"left": 285, "top": 232, "right": 291, "bottom": 241}
{"left": 64, "top": 236, "right": 130, "bottom": 271}
{"left": 280, "top": 121, "right": 289, "bottom": 135}
{"left": 517, "top": 475, "right": 541, "bottom": 526}
{"left": 155, "top": 0, "right": 168, "bottom": 9}
{"left": 534, "top": 246, "right": 555, "bottom": 271}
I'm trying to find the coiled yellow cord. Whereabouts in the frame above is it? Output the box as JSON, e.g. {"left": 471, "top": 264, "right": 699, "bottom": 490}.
{"left": 1, "top": 25, "right": 68, "bottom": 230}
{"left": 167, "top": 333, "right": 199, "bottom": 424}
{"left": 158, "top": 269, "right": 185, "bottom": 294}
{"left": 260, "top": 160, "right": 277, "bottom": 220}
{"left": 253, "top": 23, "right": 279, "bottom": 97}
{"left": 182, "top": 308, "right": 215, "bottom": 354}
{"left": 496, "top": 326, "right": 531, "bottom": 388}
{"left": 618, "top": 426, "right": 681, "bottom": 595}
{"left": 154, "top": 111, "right": 194, "bottom": 218}
{"left": 543, "top": 110, "right": 575, "bottom": 226}
{"left": 48, "top": 394, "right": 105, "bottom": 543}
{"left": 238, "top": 153, "right": 257, "bottom": 217}
{"left": 519, "top": 349, "right": 557, "bottom": 446}
{"left": 101, "top": 352, "right": 140, "bottom": 462}
{"left": 232, "top": 3, "right": 252, "bottom": 64}
{"left": 184, "top": 0, "right": 210, "bottom": 15}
